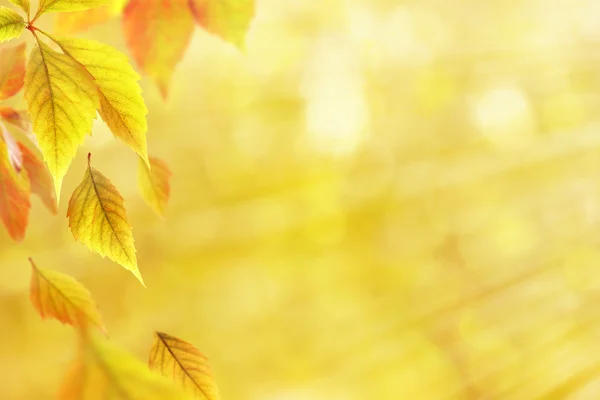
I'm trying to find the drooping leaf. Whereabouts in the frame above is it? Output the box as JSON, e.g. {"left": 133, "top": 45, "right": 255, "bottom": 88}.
{"left": 24, "top": 39, "right": 99, "bottom": 198}
{"left": 149, "top": 332, "right": 220, "bottom": 400}
{"left": 67, "top": 154, "right": 143, "bottom": 286}
{"left": 7, "top": 0, "right": 30, "bottom": 16}
{"left": 52, "top": 0, "right": 127, "bottom": 34}
{"left": 0, "top": 7, "right": 25, "bottom": 43}
{"left": 188, "top": 0, "right": 255, "bottom": 50}
{"left": 138, "top": 156, "right": 171, "bottom": 216}
{"left": 60, "top": 329, "right": 190, "bottom": 400}
{"left": 18, "top": 142, "right": 57, "bottom": 214}
{"left": 0, "top": 42, "right": 26, "bottom": 100}
{"left": 56, "top": 37, "right": 149, "bottom": 164}
{"left": 29, "top": 257, "right": 105, "bottom": 332}
{"left": 0, "top": 123, "right": 29, "bottom": 241}
{"left": 35, "top": 0, "right": 112, "bottom": 16}
{"left": 122, "top": 0, "right": 194, "bottom": 98}
{"left": 0, "top": 105, "right": 30, "bottom": 131}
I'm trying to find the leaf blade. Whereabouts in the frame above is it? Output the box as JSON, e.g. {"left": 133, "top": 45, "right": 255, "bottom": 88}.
{"left": 7, "top": 0, "right": 30, "bottom": 16}
{"left": 0, "top": 42, "right": 26, "bottom": 100}
{"left": 0, "top": 7, "right": 25, "bottom": 43}
{"left": 18, "top": 142, "right": 57, "bottom": 214}
{"left": 138, "top": 156, "right": 171, "bottom": 216}
{"left": 36, "top": 0, "right": 112, "bottom": 15}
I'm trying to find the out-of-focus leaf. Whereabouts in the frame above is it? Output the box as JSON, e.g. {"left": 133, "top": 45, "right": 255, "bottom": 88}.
{"left": 35, "top": 0, "right": 112, "bottom": 16}
{"left": 149, "top": 331, "right": 220, "bottom": 400}
{"left": 122, "top": 0, "right": 194, "bottom": 98}
{"left": 0, "top": 105, "right": 30, "bottom": 132}
{"left": 138, "top": 156, "right": 171, "bottom": 216}
{"left": 67, "top": 154, "right": 143, "bottom": 286}
{"left": 0, "top": 42, "right": 26, "bottom": 100}
{"left": 18, "top": 142, "right": 57, "bottom": 214}
{"left": 188, "top": 0, "right": 255, "bottom": 50}
{"left": 29, "top": 257, "right": 105, "bottom": 332}
{"left": 0, "top": 7, "right": 25, "bottom": 43}
{"left": 57, "top": 37, "right": 149, "bottom": 165}
{"left": 60, "top": 329, "right": 190, "bottom": 400}
{"left": 7, "top": 0, "right": 30, "bottom": 16}
{"left": 24, "top": 39, "right": 99, "bottom": 198}
{"left": 52, "top": 0, "right": 127, "bottom": 34}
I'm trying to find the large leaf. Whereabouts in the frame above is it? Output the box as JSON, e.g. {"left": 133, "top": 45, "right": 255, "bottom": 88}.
{"left": 29, "top": 257, "right": 105, "bottom": 332}
{"left": 0, "top": 42, "right": 26, "bottom": 100}
{"left": 35, "top": 0, "right": 112, "bottom": 15}
{"left": 122, "top": 0, "right": 194, "bottom": 98}
{"left": 138, "top": 156, "right": 171, "bottom": 216}
{"left": 188, "top": 0, "right": 255, "bottom": 50}
{"left": 57, "top": 37, "right": 149, "bottom": 165}
{"left": 67, "top": 154, "right": 143, "bottom": 286}
{"left": 0, "top": 7, "right": 25, "bottom": 43}
{"left": 60, "top": 330, "right": 190, "bottom": 400}
{"left": 0, "top": 124, "right": 29, "bottom": 241}
{"left": 149, "top": 332, "right": 220, "bottom": 400}
{"left": 19, "top": 142, "right": 57, "bottom": 214}
{"left": 24, "top": 39, "right": 99, "bottom": 198}
{"left": 7, "top": 0, "right": 30, "bottom": 16}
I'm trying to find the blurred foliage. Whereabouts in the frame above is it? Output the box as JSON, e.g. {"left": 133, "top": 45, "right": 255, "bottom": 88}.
{"left": 2, "top": 0, "right": 600, "bottom": 398}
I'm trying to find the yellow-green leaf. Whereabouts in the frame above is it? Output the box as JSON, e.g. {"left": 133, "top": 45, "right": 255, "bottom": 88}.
{"left": 7, "top": 0, "right": 30, "bottom": 16}
{"left": 57, "top": 37, "right": 149, "bottom": 165}
{"left": 138, "top": 156, "right": 171, "bottom": 216}
{"left": 52, "top": 0, "right": 127, "bottom": 34}
{"left": 29, "top": 257, "right": 105, "bottom": 333}
{"left": 35, "top": 0, "right": 112, "bottom": 15}
{"left": 24, "top": 39, "right": 99, "bottom": 198}
{"left": 149, "top": 332, "right": 220, "bottom": 400}
{"left": 60, "top": 330, "right": 190, "bottom": 400}
{"left": 188, "top": 0, "right": 255, "bottom": 50}
{"left": 67, "top": 154, "right": 143, "bottom": 286}
{"left": 0, "top": 7, "right": 25, "bottom": 43}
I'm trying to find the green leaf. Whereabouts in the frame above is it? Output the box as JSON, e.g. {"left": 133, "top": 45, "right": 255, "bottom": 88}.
{"left": 0, "top": 7, "right": 25, "bottom": 43}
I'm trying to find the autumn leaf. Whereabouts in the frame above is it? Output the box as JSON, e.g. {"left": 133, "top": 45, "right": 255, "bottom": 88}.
{"left": 0, "top": 7, "right": 25, "bottom": 43}
{"left": 149, "top": 332, "right": 220, "bottom": 400}
{"left": 188, "top": 0, "right": 255, "bottom": 50}
{"left": 67, "top": 154, "right": 143, "bottom": 286}
{"left": 29, "top": 257, "right": 105, "bottom": 332}
{"left": 0, "top": 105, "right": 30, "bottom": 132}
{"left": 35, "top": 0, "right": 113, "bottom": 16}
{"left": 60, "top": 329, "right": 190, "bottom": 400}
{"left": 0, "top": 123, "right": 29, "bottom": 241}
{"left": 0, "top": 42, "right": 26, "bottom": 100}
{"left": 24, "top": 38, "right": 100, "bottom": 198}
{"left": 19, "top": 142, "right": 57, "bottom": 214}
{"left": 53, "top": 0, "right": 127, "bottom": 34}
{"left": 138, "top": 156, "right": 171, "bottom": 216}
{"left": 7, "top": 0, "right": 30, "bottom": 16}
{"left": 122, "top": 0, "right": 194, "bottom": 98}
{"left": 56, "top": 37, "right": 149, "bottom": 164}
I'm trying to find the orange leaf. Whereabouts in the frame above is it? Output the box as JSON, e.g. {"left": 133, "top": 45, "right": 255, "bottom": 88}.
{"left": 0, "top": 105, "right": 30, "bottom": 132}
{"left": 138, "top": 156, "right": 172, "bottom": 216}
{"left": 0, "top": 124, "right": 29, "bottom": 241}
{"left": 0, "top": 42, "right": 25, "bottom": 100}
{"left": 29, "top": 257, "right": 106, "bottom": 333}
{"left": 122, "top": 0, "right": 194, "bottom": 98}
{"left": 18, "top": 142, "right": 57, "bottom": 214}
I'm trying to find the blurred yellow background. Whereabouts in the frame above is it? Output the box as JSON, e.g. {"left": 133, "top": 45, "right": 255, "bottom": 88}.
{"left": 3, "top": 0, "right": 600, "bottom": 398}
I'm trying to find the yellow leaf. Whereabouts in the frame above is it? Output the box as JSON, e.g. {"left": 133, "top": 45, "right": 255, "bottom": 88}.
{"left": 60, "top": 330, "right": 190, "bottom": 400}
{"left": 7, "top": 0, "right": 30, "bottom": 16}
{"left": 138, "top": 156, "right": 171, "bottom": 216}
{"left": 19, "top": 142, "right": 57, "bottom": 214}
{"left": 52, "top": 0, "right": 127, "bottom": 34}
{"left": 0, "top": 7, "right": 25, "bottom": 43}
{"left": 149, "top": 332, "right": 220, "bottom": 400}
{"left": 122, "top": 0, "right": 194, "bottom": 98}
{"left": 29, "top": 257, "right": 105, "bottom": 333}
{"left": 0, "top": 42, "right": 26, "bottom": 100}
{"left": 67, "top": 154, "right": 144, "bottom": 286}
{"left": 57, "top": 37, "right": 149, "bottom": 164}
{"left": 35, "top": 0, "right": 112, "bottom": 15}
{"left": 24, "top": 38, "right": 99, "bottom": 198}
{"left": 188, "top": 0, "right": 255, "bottom": 50}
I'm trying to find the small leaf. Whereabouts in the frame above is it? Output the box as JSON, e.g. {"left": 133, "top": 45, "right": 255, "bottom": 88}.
{"left": 57, "top": 37, "right": 149, "bottom": 164}
{"left": 122, "top": 0, "right": 194, "bottom": 98}
{"left": 19, "top": 142, "right": 57, "bottom": 214}
{"left": 24, "top": 38, "right": 99, "bottom": 198}
{"left": 188, "top": 0, "right": 254, "bottom": 50}
{"left": 0, "top": 42, "right": 26, "bottom": 100}
{"left": 53, "top": 0, "right": 127, "bottom": 34}
{"left": 29, "top": 257, "right": 105, "bottom": 332}
{"left": 0, "top": 7, "right": 25, "bottom": 43}
{"left": 67, "top": 154, "right": 144, "bottom": 286}
{"left": 60, "top": 329, "right": 190, "bottom": 400}
{"left": 35, "top": 0, "right": 112, "bottom": 15}
{"left": 0, "top": 124, "right": 29, "bottom": 241}
{"left": 138, "top": 156, "right": 171, "bottom": 216}
{"left": 0, "top": 105, "right": 30, "bottom": 132}
{"left": 7, "top": 1, "right": 30, "bottom": 16}
{"left": 149, "top": 332, "right": 220, "bottom": 400}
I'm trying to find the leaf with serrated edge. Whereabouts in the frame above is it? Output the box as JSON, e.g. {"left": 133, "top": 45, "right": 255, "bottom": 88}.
{"left": 56, "top": 37, "right": 149, "bottom": 165}
{"left": 60, "top": 329, "right": 190, "bottom": 400}
{"left": 7, "top": 1, "right": 30, "bottom": 16}
{"left": 0, "top": 124, "right": 29, "bottom": 241}
{"left": 122, "top": 0, "right": 194, "bottom": 98}
{"left": 67, "top": 154, "right": 144, "bottom": 286}
{"left": 138, "top": 156, "right": 171, "bottom": 216}
{"left": 0, "top": 42, "right": 26, "bottom": 100}
{"left": 149, "top": 332, "right": 220, "bottom": 400}
{"left": 35, "top": 0, "right": 112, "bottom": 15}
{"left": 29, "top": 257, "right": 105, "bottom": 332}
{"left": 0, "top": 7, "right": 25, "bottom": 43}
{"left": 24, "top": 39, "right": 99, "bottom": 199}
{"left": 19, "top": 142, "right": 57, "bottom": 214}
